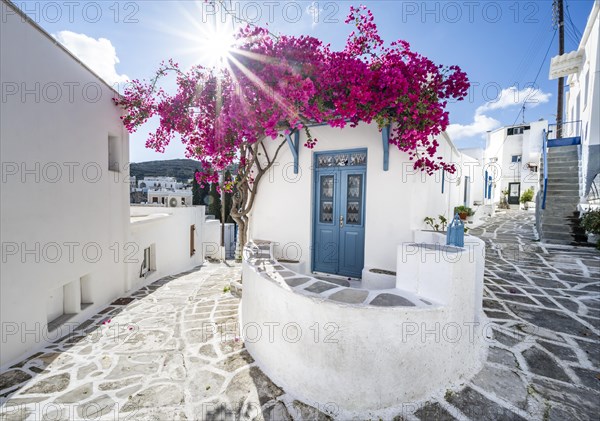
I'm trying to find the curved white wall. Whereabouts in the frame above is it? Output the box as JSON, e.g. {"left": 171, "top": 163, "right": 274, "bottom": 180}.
{"left": 241, "top": 238, "right": 487, "bottom": 418}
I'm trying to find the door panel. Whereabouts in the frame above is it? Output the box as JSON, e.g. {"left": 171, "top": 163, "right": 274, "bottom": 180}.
{"left": 339, "top": 170, "right": 365, "bottom": 277}
{"left": 314, "top": 172, "right": 339, "bottom": 274}
{"left": 508, "top": 182, "right": 521, "bottom": 205}
{"left": 313, "top": 155, "right": 366, "bottom": 278}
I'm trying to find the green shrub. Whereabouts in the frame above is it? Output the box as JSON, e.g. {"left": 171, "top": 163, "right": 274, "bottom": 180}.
{"left": 581, "top": 209, "right": 600, "bottom": 249}
{"left": 520, "top": 188, "right": 535, "bottom": 204}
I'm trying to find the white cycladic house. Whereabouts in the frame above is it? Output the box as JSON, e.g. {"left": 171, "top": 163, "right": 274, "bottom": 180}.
{"left": 0, "top": 1, "right": 217, "bottom": 369}
{"left": 550, "top": 0, "right": 599, "bottom": 202}
{"left": 485, "top": 120, "right": 547, "bottom": 206}
{"left": 147, "top": 189, "right": 193, "bottom": 207}
{"left": 461, "top": 119, "right": 547, "bottom": 207}
{"left": 139, "top": 176, "right": 184, "bottom": 190}
{"left": 250, "top": 122, "right": 485, "bottom": 277}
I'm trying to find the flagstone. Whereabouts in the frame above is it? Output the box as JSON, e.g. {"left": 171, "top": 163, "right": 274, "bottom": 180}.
{"left": 0, "top": 370, "right": 31, "bottom": 391}
{"left": 23, "top": 373, "right": 70, "bottom": 394}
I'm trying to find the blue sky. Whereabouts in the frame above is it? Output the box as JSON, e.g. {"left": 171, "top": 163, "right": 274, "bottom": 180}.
{"left": 14, "top": 0, "right": 596, "bottom": 161}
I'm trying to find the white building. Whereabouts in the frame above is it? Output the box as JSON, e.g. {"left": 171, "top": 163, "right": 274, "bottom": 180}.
{"left": 538, "top": 0, "right": 599, "bottom": 244}
{"left": 147, "top": 189, "right": 193, "bottom": 206}
{"left": 250, "top": 122, "right": 484, "bottom": 276}
{"left": 139, "top": 176, "right": 183, "bottom": 190}
{"left": 481, "top": 120, "right": 547, "bottom": 206}
{"left": 0, "top": 1, "right": 217, "bottom": 368}
{"left": 549, "top": 0, "right": 599, "bottom": 202}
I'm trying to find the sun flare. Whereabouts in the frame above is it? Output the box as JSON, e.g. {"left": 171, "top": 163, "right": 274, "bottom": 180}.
{"left": 199, "top": 26, "right": 236, "bottom": 68}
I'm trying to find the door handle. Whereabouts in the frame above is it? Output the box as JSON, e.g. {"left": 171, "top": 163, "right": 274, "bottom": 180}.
{"left": 340, "top": 215, "right": 344, "bottom": 228}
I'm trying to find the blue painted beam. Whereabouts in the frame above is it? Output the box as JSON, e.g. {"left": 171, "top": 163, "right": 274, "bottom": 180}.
{"left": 548, "top": 136, "right": 581, "bottom": 147}
{"left": 484, "top": 170, "right": 488, "bottom": 199}
{"left": 285, "top": 131, "right": 300, "bottom": 174}
{"left": 382, "top": 125, "right": 390, "bottom": 171}
{"left": 441, "top": 170, "right": 445, "bottom": 194}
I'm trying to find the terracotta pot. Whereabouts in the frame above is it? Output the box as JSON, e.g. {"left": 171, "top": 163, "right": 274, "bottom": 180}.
{"left": 458, "top": 212, "right": 468, "bottom": 221}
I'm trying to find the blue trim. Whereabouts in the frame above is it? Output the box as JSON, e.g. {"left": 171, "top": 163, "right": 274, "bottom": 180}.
{"left": 441, "top": 170, "right": 445, "bottom": 194}
{"left": 547, "top": 136, "right": 581, "bottom": 147}
{"left": 382, "top": 125, "right": 390, "bottom": 171}
{"left": 484, "top": 170, "right": 488, "bottom": 199}
{"left": 542, "top": 129, "right": 548, "bottom": 210}
{"left": 285, "top": 131, "right": 300, "bottom": 174}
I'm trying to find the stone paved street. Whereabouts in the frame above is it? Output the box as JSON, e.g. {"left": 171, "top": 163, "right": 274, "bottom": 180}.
{"left": 0, "top": 210, "right": 599, "bottom": 420}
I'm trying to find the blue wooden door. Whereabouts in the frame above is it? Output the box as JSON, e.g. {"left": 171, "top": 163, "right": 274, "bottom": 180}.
{"left": 313, "top": 150, "right": 367, "bottom": 278}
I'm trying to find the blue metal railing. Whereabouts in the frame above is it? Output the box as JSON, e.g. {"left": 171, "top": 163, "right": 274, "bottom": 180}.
{"left": 547, "top": 120, "right": 582, "bottom": 146}
{"left": 542, "top": 129, "right": 548, "bottom": 210}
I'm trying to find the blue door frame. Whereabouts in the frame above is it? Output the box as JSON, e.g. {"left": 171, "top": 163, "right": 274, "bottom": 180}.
{"left": 312, "top": 149, "right": 367, "bottom": 278}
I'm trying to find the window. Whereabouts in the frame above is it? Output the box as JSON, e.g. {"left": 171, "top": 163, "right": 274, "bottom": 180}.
{"left": 140, "top": 245, "right": 155, "bottom": 277}
{"left": 507, "top": 126, "right": 530, "bottom": 136}
{"left": 108, "top": 135, "right": 120, "bottom": 172}
{"left": 511, "top": 155, "right": 522, "bottom": 163}
{"left": 190, "top": 225, "right": 196, "bottom": 257}
{"left": 584, "top": 70, "right": 589, "bottom": 108}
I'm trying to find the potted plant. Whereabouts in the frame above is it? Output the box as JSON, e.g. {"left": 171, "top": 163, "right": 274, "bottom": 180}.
{"left": 453, "top": 206, "right": 473, "bottom": 221}
{"left": 498, "top": 189, "right": 510, "bottom": 209}
{"left": 519, "top": 187, "right": 535, "bottom": 210}
{"left": 423, "top": 215, "right": 448, "bottom": 232}
{"left": 580, "top": 209, "right": 600, "bottom": 249}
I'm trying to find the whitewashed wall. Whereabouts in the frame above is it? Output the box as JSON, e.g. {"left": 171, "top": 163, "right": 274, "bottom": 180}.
{"left": 565, "top": 1, "right": 599, "bottom": 197}
{"left": 0, "top": 3, "right": 129, "bottom": 367}
{"left": 203, "top": 220, "right": 237, "bottom": 260}
{"left": 128, "top": 206, "right": 206, "bottom": 291}
{"left": 484, "top": 120, "right": 546, "bottom": 204}
{"left": 250, "top": 122, "right": 476, "bottom": 274}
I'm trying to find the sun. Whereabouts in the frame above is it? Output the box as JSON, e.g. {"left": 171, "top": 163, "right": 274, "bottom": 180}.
{"left": 199, "top": 26, "right": 236, "bottom": 68}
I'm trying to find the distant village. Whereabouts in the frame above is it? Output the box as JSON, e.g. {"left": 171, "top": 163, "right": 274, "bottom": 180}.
{"left": 129, "top": 175, "right": 193, "bottom": 206}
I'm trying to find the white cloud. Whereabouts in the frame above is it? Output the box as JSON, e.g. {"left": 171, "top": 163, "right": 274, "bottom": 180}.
{"left": 306, "top": 2, "right": 323, "bottom": 28}
{"left": 476, "top": 86, "right": 551, "bottom": 114}
{"left": 448, "top": 87, "right": 551, "bottom": 142}
{"left": 53, "top": 31, "right": 129, "bottom": 87}
{"left": 446, "top": 113, "right": 501, "bottom": 141}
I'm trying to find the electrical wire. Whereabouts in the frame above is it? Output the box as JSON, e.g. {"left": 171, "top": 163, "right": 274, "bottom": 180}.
{"left": 490, "top": 29, "right": 558, "bottom": 158}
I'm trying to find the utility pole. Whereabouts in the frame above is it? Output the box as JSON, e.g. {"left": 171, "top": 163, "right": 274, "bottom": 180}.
{"left": 554, "top": 0, "right": 565, "bottom": 138}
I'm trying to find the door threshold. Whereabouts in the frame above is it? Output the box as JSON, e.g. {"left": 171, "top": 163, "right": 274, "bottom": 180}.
{"left": 312, "top": 271, "right": 361, "bottom": 282}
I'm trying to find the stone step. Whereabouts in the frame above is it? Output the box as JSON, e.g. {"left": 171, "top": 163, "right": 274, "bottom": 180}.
{"left": 543, "top": 203, "right": 580, "bottom": 211}
{"left": 547, "top": 162, "right": 580, "bottom": 173}
{"left": 547, "top": 150, "right": 578, "bottom": 157}
{"left": 546, "top": 191, "right": 580, "bottom": 198}
{"left": 542, "top": 205, "right": 579, "bottom": 214}
{"left": 546, "top": 171, "right": 581, "bottom": 177}
{"left": 542, "top": 231, "right": 576, "bottom": 242}
{"left": 541, "top": 216, "right": 580, "bottom": 225}
{"left": 546, "top": 180, "right": 579, "bottom": 187}
{"left": 544, "top": 177, "right": 580, "bottom": 184}
{"left": 548, "top": 162, "right": 580, "bottom": 174}
{"left": 547, "top": 145, "right": 578, "bottom": 153}
{"left": 547, "top": 156, "right": 579, "bottom": 163}
{"left": 541, "top": 222, "right": 585, "bottom": 234}
{"left": 543, "top": 238, "right": 590, "bottom": 246}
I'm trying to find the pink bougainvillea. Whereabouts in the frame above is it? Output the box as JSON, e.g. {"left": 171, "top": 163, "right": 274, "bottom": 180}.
{"left": 114, "top": 5, "right": 469, "bottom": 185}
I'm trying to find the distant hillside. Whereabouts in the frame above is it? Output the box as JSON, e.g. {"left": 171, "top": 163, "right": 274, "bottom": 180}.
{"left": 129, "top": 159, "right": 202, "bottom": 182}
